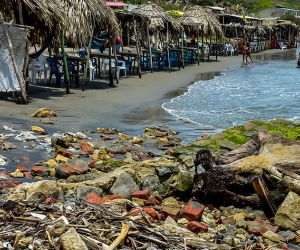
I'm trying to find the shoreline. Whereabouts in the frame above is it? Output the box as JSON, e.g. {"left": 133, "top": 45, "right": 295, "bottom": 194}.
{"left": 0, "top": 49, "right": 292, "bottom": 142}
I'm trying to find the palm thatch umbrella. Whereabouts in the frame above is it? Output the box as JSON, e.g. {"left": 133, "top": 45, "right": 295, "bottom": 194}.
{"left": 180, "top": 5, "right": 223, "bottom": 63}
{"left": 131, "top": 2, "right": 183, "bottom": 73}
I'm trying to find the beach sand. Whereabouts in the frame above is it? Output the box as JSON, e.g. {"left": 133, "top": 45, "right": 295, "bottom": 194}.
{"left": 0, "top": 49, "right": 289, "bottom": 142}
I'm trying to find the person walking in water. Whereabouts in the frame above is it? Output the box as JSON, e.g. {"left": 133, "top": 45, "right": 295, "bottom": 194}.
{"left": 243, "top": 42, "right": 253, "bottom": 65}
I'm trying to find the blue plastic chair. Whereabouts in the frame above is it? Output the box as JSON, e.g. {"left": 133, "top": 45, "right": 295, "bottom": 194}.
{"left": 47, "top": 58, "right": 63, "bottom": 87}
{"left": 140, "top": 55, "right": 150, "bottom": 70}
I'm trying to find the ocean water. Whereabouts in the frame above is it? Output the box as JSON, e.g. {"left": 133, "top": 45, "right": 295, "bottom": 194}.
{"left": 162, "top": 48, "right": 300, "bottom": 134}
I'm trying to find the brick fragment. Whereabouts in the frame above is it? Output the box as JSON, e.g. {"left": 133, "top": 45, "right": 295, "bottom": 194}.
{"left": 131, "top": 190, "right": 150, "bottom": 200}
{"left": 16, "top": 165, "right": 29, "bottom": 172}
{"left": 81, "top": 141, "right": 94, "bottom": 154}
{"left": 180, "top": 201, "right": 205, "bottom": 221}
{"left": 86, "top": 192, "right": 103, "bottom": 205}
{"left": 187, "top": 221, "right": 209, "bottom": 234}
{"left": 143, "top": 207, "right": 158, "bottom": 220}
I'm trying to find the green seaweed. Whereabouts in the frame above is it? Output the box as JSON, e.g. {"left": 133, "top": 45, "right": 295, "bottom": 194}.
{"left": 222, "top": 134, "right": 249, "bottom": 145}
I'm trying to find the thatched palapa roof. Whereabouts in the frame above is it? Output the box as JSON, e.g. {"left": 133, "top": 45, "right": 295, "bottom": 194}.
{"left": 131, "top": 2, "right": 183, "bottom": 34}
{"left": 0, "top": 0, "right": 119, "bottom": 48}
{"left": 180, "top": 5, "right": 223, "bottom": 37}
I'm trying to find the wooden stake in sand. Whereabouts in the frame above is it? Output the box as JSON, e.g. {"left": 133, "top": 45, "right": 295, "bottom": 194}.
{"left": 0, "top": 14, "right": 27, "bottom": 104}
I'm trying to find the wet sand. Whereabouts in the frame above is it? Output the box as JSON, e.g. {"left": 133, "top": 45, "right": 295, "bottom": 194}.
{"left": 0, "top": 49, "right": 289, "bottom": 142}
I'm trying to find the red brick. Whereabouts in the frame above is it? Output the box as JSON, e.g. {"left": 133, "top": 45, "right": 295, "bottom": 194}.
{"left": 131, "top": 190, "right": 150, "bottom": 200}
{"left": 16, "top": 165, "right": 29, "bottom": 172}
{"left": 102, "top": 136, "right": 113, "bottom": 141}
{"left": 59, "top": 166, "right": 76, "bottom": 176}
{"left": 143, "top": 207, "right": 158, "bottom": 220}
{"left": 22, "top": 156, "right": 33, "bottom": 163}
{"left": 103, "top": 194, "right": 122, "bottom": 201}
{"left": 130, "top": 208, "right": 142, "bottom": 216}
{"left": 65, "top": 163, "right": 86, "bottom": 174}
{"left": 24, "top": 172, "right": 33, "bottom": 179}
{"left": 259, "top": 227, "right": 269, "bottom": 235}
{"left": 187, "top": 221, "right": 209, "bottom": 234}
{"left": 180, "top": 201, "right": 205, "bottom": 221}
{"left": 45, "top": 198, "right": 58, "bottom": 204}
{"left": 144, "top": 197, "right": 161, "bottom": 206}
{"left": 31, "top": 167, "right": 44, "bottom": 173}
{"left": 81, "top": 142, "right": 94, "bottom": 154}
{"left": 107, "top": 153, "right": 114, "bottom": 158}
{"left": 86, "top": 192, "right": 104, "bottom": 205}
{"left": 56, "top": 148, "right": 74, "bottom": 158}
{"left": 89, "top": 160, "right": 97, "bottom": 168}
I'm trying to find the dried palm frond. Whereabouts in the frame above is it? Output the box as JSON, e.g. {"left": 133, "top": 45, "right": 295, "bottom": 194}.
{"left": 131, "top": 2, "right": 183, "bottom": 35}
{"left": 0, "top": 0, "right": 119, "bottom": 48}
{"left": 180, "top": 5, "right": 223, "bottom": 37}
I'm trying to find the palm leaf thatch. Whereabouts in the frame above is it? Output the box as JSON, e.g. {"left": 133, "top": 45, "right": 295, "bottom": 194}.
{"left": 180, "top": 5, "right": 223, "bottom": 37}
{"left": 131, "top": 2, "right": 183, "bottom": 35}
{"left": 61, "top": 0, "right": 119, "bottom": 47}
{"left": 0, "top": 0, "right": 119, "bottom": 48}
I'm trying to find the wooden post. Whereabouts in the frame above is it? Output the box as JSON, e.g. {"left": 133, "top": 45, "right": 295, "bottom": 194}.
{"left": 0, "top": 15, "right": 27, "bottom": 103}
{"left": 83, "top": 26, "right": 94, "bottom": 90}
{"left": 146, "top": 24, "right": 153, "bottom": 73}
{"left": 181, "top": 30, "right": 184, "bottom": 69}
{"left": 61, "top": 28, "right": 70, "bottom": 94}
{"left": 201, "top": 25, "right": 204, "bottom": 63}
{"left": 17, "top": 0, "right": 24, "bottom": 25}
{"left": 108, "top": 30, "right": 113, "bottom": 86}
{"left": 133, "top": 18, "right": 141, "bottom": 78}
{"left": 167, "top": 22, "right": 170, "bottom": 72}
{"left": 196, "top": 28, "right": 200, "bottom": 65}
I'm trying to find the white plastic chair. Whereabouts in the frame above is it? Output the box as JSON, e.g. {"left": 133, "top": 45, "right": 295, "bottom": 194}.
{"left": 117, "top": 60, "right": 127, "bottom": 78}
{"left": 279, "top": 42, "right": 287, "bottom": 50}
{"left": 89, "top": 60, "right": 96, "bottom": 81}
{"left": 28, "top": 55, "right": 49, "bottom": 84}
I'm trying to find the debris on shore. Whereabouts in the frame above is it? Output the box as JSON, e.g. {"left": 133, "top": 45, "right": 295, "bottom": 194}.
{"left": 1, "top": 119, "right": 300, "bottom": 249}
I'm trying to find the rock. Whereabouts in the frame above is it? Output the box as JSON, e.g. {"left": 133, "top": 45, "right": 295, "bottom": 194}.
{"left": 9, "top": 169, "right": 24, "bottom": 178}
{"left": 56, "top": 154, "right": 69, "bottom": 163}
{"left": 119, "top": 133, "right": 131, "bottom": 140}
{"left": 141, "top": 174, "right": 160, "bottom": 194}
{"left": 76, "top": 159, "right": 90, "bottom": 173}
{"left": 48, "top": 221, "right": 66, "bottom": 237}
{"left": 262, "top": 230, "right": 284, "bottom": 243}
{"left": 109, "top": 170, "right": 139, "bottom": 199}
{"left": 30, "top": 108, "right": 57, "bottom": 118}
{"left": 46, "top": 159, "right": 58, "bottom": 167}
{"left": 13, "top": 233, "right": 33, "bottom": 249}
{"left": 155, "top": 165, "right": 179, "bottom": 177}
{"left": 218, "top": 140, "right": 240, "bottom": 150}
{"left": 131, "top": 136, "right": 143, "bottom": 145}
{"left": 5, "top": 180, "right": 60, "bottom": 201}
{"left": 106, "top": 144, "right": 128, "bottom": 154}
{"left": 30, "top": 125, "right": 47, "bottom": 135}
{"left": 244, "top": 121, "right": 257, "bottom": 131}
{"left": 60, "top": 228, "right": 88, "bottom": 250}
{"left": 211, "top": 133, "right": 227, "bottom": 140}
{"left": 274, "top": 191, "right": 300, "bottom": 231}
{"left": 161, "top": 197, "right": 181, "bottom": 221}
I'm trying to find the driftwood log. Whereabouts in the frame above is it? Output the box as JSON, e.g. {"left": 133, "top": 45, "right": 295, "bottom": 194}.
{"left": 192, "top": 132, "right": 300, "bottom": 208}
